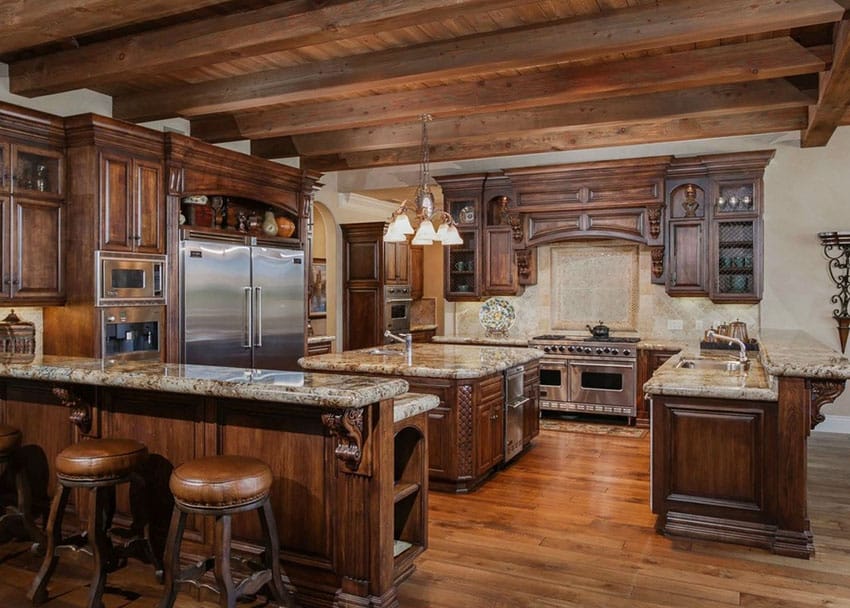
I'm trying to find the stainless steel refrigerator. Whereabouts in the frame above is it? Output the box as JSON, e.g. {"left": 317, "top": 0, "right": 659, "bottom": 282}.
{"left": 180, "top": 238, "right": 305, "bottom": 371}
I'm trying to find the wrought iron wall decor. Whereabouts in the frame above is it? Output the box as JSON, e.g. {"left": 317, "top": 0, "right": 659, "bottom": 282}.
{"left": 818, "top": 231, "right": 850, "bottom": 352}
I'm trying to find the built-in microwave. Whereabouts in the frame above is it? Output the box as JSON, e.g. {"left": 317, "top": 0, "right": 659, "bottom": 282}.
{"left": 96, "top": 251, "right": 166, "bottom": 306}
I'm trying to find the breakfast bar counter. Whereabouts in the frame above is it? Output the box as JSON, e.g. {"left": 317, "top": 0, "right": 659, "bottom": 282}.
{"left": 644, "top": 330, "right": 850, "bottom": 558}
{"left": 0, "top": 355, "right": 436, "bottom": 608}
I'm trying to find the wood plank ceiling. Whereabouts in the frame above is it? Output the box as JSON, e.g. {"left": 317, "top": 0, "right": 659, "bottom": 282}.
{"left": 2, "top": 0, "right": 850, "bottom": 171}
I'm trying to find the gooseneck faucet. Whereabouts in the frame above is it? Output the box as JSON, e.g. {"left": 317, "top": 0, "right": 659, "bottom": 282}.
{"left": 384, "top": 330, "right": 413, "bottom": 355}
{"left": 706, "top": 330, "right": 748, "bottom": 365}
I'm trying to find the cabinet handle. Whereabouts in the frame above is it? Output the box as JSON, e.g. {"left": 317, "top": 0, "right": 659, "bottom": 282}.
{"left": 11, "top": 278, "right": 19, "bottom": 286}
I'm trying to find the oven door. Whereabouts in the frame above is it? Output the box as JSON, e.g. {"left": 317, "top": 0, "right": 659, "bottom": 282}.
{"left": 539, "top": 359, "right": 568, "bottom": 409}
{"left": 568, "top": 359, "right": 636, "bottom": 410}
{"left": 384, "top": 299, "right": 411, "bottom": 333}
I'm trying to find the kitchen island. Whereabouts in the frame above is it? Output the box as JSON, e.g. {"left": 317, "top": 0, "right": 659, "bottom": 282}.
{"left": 0, "top": 356, "right": 438, "bottom": 608}
{"left": 645, "top": 330, "right": 850, "bottom": 558}
{"left": 299, "top": 342, "right": 543, "bottom": 492}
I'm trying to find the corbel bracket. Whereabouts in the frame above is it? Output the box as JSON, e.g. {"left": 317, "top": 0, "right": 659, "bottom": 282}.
{"left": 806, "top": 378, "right": 846, "bottom": 430}
{"left": 52, "top": 386, "right": 93, "bottom": 435}
{"left": 650, "top": 246, "right": 665, "bottom": 279}
{"left": 321, "top": 408, "right": 365, "bottom": 470}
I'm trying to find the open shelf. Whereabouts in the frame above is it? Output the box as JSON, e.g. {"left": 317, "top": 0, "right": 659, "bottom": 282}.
{"left": 393, "top": 482, "right": 420, "bottom": 504}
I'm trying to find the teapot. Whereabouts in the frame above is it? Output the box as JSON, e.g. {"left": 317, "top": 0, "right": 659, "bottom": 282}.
{"left": 728, "top": 319, "right": 749, "bottom": 343}
{"left": 586, "top": 321, "right": 610, "bottom": 339}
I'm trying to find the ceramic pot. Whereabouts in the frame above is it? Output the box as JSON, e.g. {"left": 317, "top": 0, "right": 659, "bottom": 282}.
{"left": 263, "top": 211, "right": 279, "bottom": 236}
{"left": 275, "top": 215, "right": 296, "bottom": 238}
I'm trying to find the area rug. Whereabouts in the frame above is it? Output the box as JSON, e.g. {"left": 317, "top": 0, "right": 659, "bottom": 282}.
{"left": 539, "top": 418, "right": 648, "bottom": 438}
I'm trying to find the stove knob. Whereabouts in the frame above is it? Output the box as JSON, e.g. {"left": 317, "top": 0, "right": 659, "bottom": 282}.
{"left": 595, "top": 348, "right": 603, "bottom": 354}
{"left": 584, "top": 347, "right": 592, "bottom": 354}
{"left": 623, "top": 349, "right": 631, "bottom": 356}
{"left": 567, "top": 345, "right": 575, "bottom": 352}
{"left": 543, "top": 346, "right": 552, "bottom": 353}
{"left": 558, "top": 345, "right": 566, "bottom": 353}
{"left": 610, "top": 348, "right": 619, "bottom": 355}
{"left": 603, "top": 347, "right": 611, "bottom": 354}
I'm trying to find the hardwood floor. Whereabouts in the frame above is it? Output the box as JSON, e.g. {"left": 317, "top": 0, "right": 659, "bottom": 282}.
{"left": 1, "top": 429, "right": 848, "bottom": 607}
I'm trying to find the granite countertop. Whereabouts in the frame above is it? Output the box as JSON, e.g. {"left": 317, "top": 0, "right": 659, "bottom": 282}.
{"left": 394, "top": 392, "right": 440, "bottom": 423}
{"left": 431, "top": 335, "right": 531, "bottom": 347}
{"left": 758, "top": 329, "right": 850, "bottom": 379}
{"left": 643, "top": 330, "right": 850, "bottom": 401}
{"left": 644, "top": 350, "right": 778, "bottom": 401}
{"left": 307, "top": 335, "right": 335, "bottom": 344}
{"left": 410, "top": 324, "right": 438, "bottom": 332}
{"left": 432, "top": 333, "right": 689, "bottom": 350}
{"left": 299, "top": 342, "right": 543, "bottom": 379}
{"left": 0, "top": 355, "right": 408, "bottom": 408}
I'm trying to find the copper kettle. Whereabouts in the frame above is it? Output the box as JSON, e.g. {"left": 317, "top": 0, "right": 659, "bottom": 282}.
{"left": 728, "top": 319, "right": 749, "bottom": 342}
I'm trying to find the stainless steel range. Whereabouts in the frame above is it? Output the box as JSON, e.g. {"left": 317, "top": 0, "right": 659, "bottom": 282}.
{"left": 529, "top": 334, "right": 639, "bottom": 418}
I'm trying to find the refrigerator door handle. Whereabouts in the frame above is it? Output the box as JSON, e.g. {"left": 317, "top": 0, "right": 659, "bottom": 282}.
{"left": 254, "top": 286, "right": 263, "bottom": 347}
{"left": 243, "top": 286, "right": 253, "bottom": 348}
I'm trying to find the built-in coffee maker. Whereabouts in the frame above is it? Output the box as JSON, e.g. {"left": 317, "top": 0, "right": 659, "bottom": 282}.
{"left": 101, "top": 307, "right": 162, "bottom": 360}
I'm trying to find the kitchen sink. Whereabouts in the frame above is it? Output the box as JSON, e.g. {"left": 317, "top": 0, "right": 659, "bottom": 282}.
{"left": 366, "top": 348, "right": 406, "bottom": 356}
{"left": 676, "top": 358, "right": 746, "bottom": 372}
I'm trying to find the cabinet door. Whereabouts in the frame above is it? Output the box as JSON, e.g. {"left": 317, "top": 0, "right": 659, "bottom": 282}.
{"left": 11, "top": 144, "right": 63, "bottom": 197}
{"left": 667, "top": 220, "right": 706, "bottom": 295}
{"left": 483, "top": 226, "right": 517, "bottom": 295}
{"left": 344, "top": 285, "right": 381, "bottom": 350}
{"left": 410, "top": 245, "right": 424, "bottom": 299}
{"left": 10, "top": 197, "right": 64, "bottom": 301}
{"left": 0, "top": 196, "right": 9, "bottom": 298}
{"left": 134, "top": 158, "right": 164, "bottom": 253}
{"left": 711, "top": 218, "right": 760, "bottom": 302}
{"left": 0, "top": 143, "right": 9, "bottom": 194}
{"left": 445, "top": 229, "right": 479, "bottom": 299}
{"left": 384, "top": 240, "right": 409, "bottom": 284}
{"left": 100, "top": 152, "right": 134, "bottom": 252}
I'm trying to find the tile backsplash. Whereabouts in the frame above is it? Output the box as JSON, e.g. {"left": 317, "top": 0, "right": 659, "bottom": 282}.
{"left": 452, "top": 242, "right": 759, "bottom": 343}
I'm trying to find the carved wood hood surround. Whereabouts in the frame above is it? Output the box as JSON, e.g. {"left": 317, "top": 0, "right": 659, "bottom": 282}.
{"left": 504, "top": 156, "right": 672, "bottom": 247}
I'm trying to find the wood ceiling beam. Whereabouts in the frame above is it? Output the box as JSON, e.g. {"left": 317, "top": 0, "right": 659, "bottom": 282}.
{"left": 285, "top": 80, "right": 811, "bottom": 156}
{"left": 190, "top": 37, "right": 823, "bottom": 142}
{"left": 802, "top": 19, "right": 850, "bottom": 146}
{"left": 0, "top": 0, "right": 231, "bottom": 55}
{"left": 112, "top": 0, "right": 844, "bottom": 122}
{"left": 297, "top": 95, "right": 810, "bottom": 170}
{"left": 8, "top": 0, "right": 531, "bottom": 98}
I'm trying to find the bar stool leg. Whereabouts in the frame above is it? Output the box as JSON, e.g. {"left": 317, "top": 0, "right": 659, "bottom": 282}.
{"left": 258, "top": 499, "right": 294, "bottom": 608}
{"left": 214, "top": 514, "right": 237, "bottom": 608}
{"left": 27, "top": 484, "right": 71, "bottom": 605}
{"left": 157, "top": 508, "right": 187, "bottom": 608}
{"left": 14, "top": 463, "right": 44, "bottom": 547}
{"left": 86, "top": 486, "right": 114, "bottom": 608}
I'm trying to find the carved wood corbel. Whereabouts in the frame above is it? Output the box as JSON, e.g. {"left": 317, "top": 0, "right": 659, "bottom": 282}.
{"left": 651, "top": 246, "right": 665, "bottom": 280}
{"left": 322, "top": 408, "right": 365, "bottom": 471}
{"left": 51, "top": 387, "right": 93, "bottom": 435}
{"left": 647, "top": 206, "right": 663, "bottom": 240}
{"left": 806, "top": 379, "right": 846, "bottom": 430}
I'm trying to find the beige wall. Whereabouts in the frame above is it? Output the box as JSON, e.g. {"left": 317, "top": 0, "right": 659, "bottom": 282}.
{"left": 761, "top": 127, "right": 850, "bottom": 422}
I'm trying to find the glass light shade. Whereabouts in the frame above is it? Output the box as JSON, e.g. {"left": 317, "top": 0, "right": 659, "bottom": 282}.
{"left": 394, "top": 212, "right": 415, "bottom": 235}
{"left": 434, "top": 222, "right": 449, "bottom": 241}
{"left": 440, "top": 224, "right": 464, "bottom": 245}
{"left": 411, "top": 220, "right": 437, "bottom": 245}
{"left": 383, "top": 219, "right": 408, "bottom": 242}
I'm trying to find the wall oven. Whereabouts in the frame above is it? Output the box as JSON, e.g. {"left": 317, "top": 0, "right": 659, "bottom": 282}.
{"left": 383, "top": 285, "right": 412, "bottom": 335}
{"left": 96, "top": 251, "right": 166, "bottom": 306}
{"left": 102, "top": 306, "right": 163, "bottom": 361}
{"left": 530, "top": 334, "right": 638, "bottom": 418}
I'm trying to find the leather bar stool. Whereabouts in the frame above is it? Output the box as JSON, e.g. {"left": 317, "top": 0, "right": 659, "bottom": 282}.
{"left": 0, "top": 424, "right": 43, "bottom": 545}
{"left": 28, "top": 438, "right": 150, "bottom": 608}
{"left": 158, "top": 455, "right": 294, "bottom": 608}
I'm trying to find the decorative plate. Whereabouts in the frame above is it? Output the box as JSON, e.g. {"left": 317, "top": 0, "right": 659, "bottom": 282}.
{"left": 479, "top": 297, "right": 516, "bottom": 333}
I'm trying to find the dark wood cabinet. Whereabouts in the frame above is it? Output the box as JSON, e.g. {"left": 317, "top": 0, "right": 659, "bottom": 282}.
{"left": 664, "top": 151, "right": 773, "bottom": 302}
{"left": 475, "top": 374, "right": 505, "bottom": 476}
{"left": 636, "top": 347, "right": 681, "bottom": 427}
{"left": 437, "top": 173, "right": 522, "bottom": 301}
{"left": 0, "top": 105, "right": 66, "bottom": 306}
{"left": 393, "top": 412, "right": 429, "bottom": 578}
{"left": 100, "top": 151, "right": 164, "bottom": 253}
{"left": 384, "top": 239, "right": 410, "bottom": 284}
{"left": 410, "top": 245, "right": 424, "bottom": 299}
{"left": 342, "top": 222, "right": 412, "bottom": 350}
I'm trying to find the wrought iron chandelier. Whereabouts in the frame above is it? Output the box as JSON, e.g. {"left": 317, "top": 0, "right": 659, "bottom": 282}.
{"left": 383, "top": 114, "right": 462, "bottom": 246}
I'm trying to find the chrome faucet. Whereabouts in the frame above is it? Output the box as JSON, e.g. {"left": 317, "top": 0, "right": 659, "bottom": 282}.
{"left": 384, "top": 330, "right": 413, "bottom": 355}
{"left": 706, "top": 330, "right": 748, "bottom": 365}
